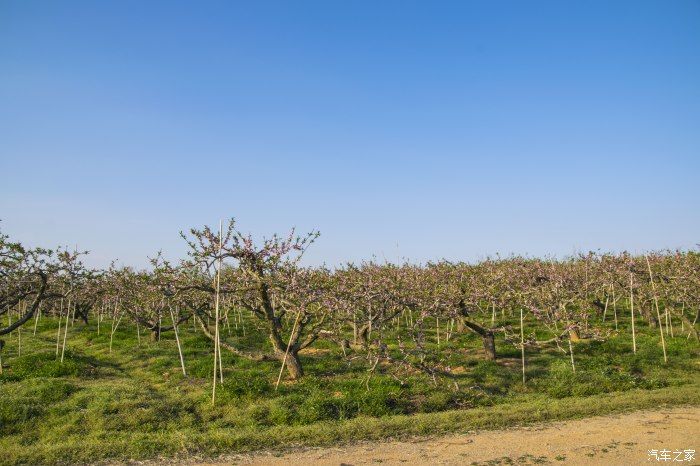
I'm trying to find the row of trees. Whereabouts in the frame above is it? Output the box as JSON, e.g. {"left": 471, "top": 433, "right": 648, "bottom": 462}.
{"left": 1, "top": 220, "right": 698, "bottom": 383}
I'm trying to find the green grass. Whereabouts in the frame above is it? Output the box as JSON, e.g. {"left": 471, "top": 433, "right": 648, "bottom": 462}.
{"left": 0, "top": 312, "right": 698, "bottom": 465}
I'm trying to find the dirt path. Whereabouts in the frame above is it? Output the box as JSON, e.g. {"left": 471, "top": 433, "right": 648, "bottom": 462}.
{"left": 193, "top": 406, "right": 699, "bottom": 466}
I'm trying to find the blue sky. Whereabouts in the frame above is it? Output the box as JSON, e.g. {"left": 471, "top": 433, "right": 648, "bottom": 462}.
{"left": 1, "top": 1, "right": 698, "bottom": 268}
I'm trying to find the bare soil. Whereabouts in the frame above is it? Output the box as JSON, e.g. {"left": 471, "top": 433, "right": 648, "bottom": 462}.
{"left": 189, "top": 406, "right": 699, "bottom": 465}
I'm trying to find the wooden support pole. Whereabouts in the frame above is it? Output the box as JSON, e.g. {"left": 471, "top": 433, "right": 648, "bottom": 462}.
{"left": 520, "top": 309, "right": 526, "bottom": 384}
{"left": 645, "top": 256, "right": 667, "bottom": 363}
{"left": 212, "top": 219, "right": 223, "bottom": 405}
{"left": 630, "top": 273, "right": 636, "bottom": 354}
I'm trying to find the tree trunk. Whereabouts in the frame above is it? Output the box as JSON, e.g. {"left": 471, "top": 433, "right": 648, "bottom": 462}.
{"left": 482, "top": 332, "right": 496, "bottom": 360}
{"left": 283, "top": 350, "right": 304, "bottom": 380}
{"left": 458, "top": 320, "right": 497, "bottom": 359}
{"left": 74, "top": 304, "right": 90, "bottom": 325}
{"left": 643, "top": 307, "right": 659, "bottom": 328}
{"left": 457, "top": 298, "right": 497, "bottom": 360}
{"left": 357, "top": 324, "right": 370, "bottom": 345}
{"left": 591, "top": 299, "right": 606, "bottom": 316}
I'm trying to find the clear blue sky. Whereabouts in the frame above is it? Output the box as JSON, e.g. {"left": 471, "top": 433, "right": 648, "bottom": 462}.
{"left": 1, "top": 1, "right": 698, "bottom": 268}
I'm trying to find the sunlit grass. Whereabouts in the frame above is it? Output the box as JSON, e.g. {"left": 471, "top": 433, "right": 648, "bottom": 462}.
{"left": 0, "top": 312, "right": 697, "bottom": 465}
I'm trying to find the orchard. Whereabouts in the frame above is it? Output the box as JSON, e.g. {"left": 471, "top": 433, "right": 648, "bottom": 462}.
{"left": 0, "top": 219, "right": 698, "bottom": 464}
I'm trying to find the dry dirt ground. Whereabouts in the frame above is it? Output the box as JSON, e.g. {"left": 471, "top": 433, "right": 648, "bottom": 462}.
{"left": 179, "top": 406, "right": 699, "bottom": 466}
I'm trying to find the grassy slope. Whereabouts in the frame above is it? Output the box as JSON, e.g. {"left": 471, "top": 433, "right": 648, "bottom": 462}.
{"left": 0, "top": 312, "right": 698, "bottom": 465}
